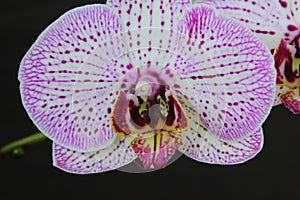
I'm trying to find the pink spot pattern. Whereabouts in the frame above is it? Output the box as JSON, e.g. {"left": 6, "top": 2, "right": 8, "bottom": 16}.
{"left": 53, "top": 137, "right": 136, "bottom": 174}
{"left": 175, "top": 6, "right": 275, "bottom": 141}
{"left": 18, "top": 5, "right": 128, "bottom": 151}
{"left": 194, "top": 0, "right": 300, "bottom": 111}
{"left": 195, "top": 0, "right": 300, "bottom": 50}
{"left": 177, "top": 94, "right": 263, "bottom": 164}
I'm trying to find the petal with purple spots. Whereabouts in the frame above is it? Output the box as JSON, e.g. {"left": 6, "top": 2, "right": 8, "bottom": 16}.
{"left": 194, "top": 0, "right": 300, "bottom": 113}
{"left": 194, "top": 0, "right": 299, "bottom": 49}
{"left": 177, "top": 96, "right": 263, "bottom": 165}
{"left": 53, "top": 136, "right": 136, "bottom": 174}
{"left": 107, "top": 0, "right": 191, "bottom": 30}
{"left": 106, "top": 0, "right": 192, "bottom": 72}
{"left": 18, "top": 5, "right": 132, "bottom": 151}
{"left": 290, "top": 0, "right": 300, "bottom": 25}
{"left": 175, "top": 5, "right": 276, "bottom": 141}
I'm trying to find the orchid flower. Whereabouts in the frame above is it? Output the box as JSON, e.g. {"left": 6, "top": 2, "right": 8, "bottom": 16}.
{"left": 194, "top": 0, "right": 300, "bottom": 114}
{"left": 18, "top": 0, "right": 276, "bottom": 174}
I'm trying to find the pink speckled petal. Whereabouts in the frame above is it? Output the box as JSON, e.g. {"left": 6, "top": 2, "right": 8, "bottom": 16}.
{"left": 280, "top": 89, "right": 300, "bottom": 114}
{"left": 18, "top": 5, "right": 130, "bottom": 151}
{"left": 107, "top": 0, "right": 191, "bottom": 70}
{"left": 175, "top": 5, "right": 276, "bottom": 141}
{"left": 177, "top": 96, "right": 263, "bottom": 165}
{"left": 194, "top": 0, "right": 299, "bottom": 49}
{"left": 107, "top": 0, "right": 191, "bottom": 30}
{"left": 290, "top": 0, "right": 300, "bottom": 25}
{"left": 53, "top": 136, "right": 136, "bottom": 174}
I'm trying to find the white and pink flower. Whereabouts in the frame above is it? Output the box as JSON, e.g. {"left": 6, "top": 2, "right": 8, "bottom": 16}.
{"left": 18, "top": 0, "right": 276, "bottom": 174}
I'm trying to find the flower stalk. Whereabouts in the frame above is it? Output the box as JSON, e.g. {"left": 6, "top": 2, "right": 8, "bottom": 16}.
{"left": 0, "top": 132, "right": 47, "bottom": 158}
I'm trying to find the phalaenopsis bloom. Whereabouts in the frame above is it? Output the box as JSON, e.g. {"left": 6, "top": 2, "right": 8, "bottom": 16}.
{"left": 195, "top": 0, "right": 300, "bottom": 114}
{"left": 18, "top": 0, "right": 276, "bottom": 174}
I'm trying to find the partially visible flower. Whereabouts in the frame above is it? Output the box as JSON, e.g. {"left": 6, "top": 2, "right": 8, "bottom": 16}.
{"left": 194, "top": 0, "right": 300, "bottom": 114}
{"left": 19, "top": 0, "right": 275, "bottom": 174}
{"left": 273, "top": 39, "right": 300, "bottom": 113}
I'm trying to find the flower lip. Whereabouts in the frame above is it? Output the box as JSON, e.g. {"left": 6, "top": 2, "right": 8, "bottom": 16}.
{"left": 110, "top": 66, "right": 189, "bottom": 170}
{"left": 111, "top": 67, "right": 188, "bottom": 139}
{"left": 280, "top": 89, "right": 300, "bottom": 114}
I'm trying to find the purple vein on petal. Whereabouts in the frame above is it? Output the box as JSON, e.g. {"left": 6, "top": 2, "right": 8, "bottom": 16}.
{"left": 107, "top": 0, "right": 191, "bottom": 30}
{"left": 106, "top": 0, "right": 192, "bottom": 73}
{"left": 174, "top": 5, "right": 276, "bottom": 141}
{"left": 177, "top": 93, "right": 263, "bottom": 165}
{"left": 53, "top": 136, "right": 136, "bottom": 174}
{"left": 18, "top": 5, "right": 133, "bottom": 151}
{"left": 194, "top": 0, "right": 299, "bottom": 50}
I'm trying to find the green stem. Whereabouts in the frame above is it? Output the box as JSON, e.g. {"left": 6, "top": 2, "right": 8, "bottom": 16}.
{"left": 0, "top": 132, "right": 48, "bottom": 158}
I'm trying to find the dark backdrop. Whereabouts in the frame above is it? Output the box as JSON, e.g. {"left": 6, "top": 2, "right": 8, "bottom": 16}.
{"left": 1, "top": 0, "right": 299, "bottom": 199}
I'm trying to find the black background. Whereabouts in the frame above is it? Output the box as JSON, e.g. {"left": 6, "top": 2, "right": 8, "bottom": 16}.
{"left": 1, "top": 0, "right": 299, "bottom": 199}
